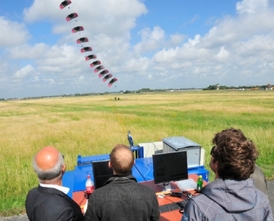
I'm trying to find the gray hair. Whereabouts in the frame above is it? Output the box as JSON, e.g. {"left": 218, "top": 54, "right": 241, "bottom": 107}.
{"left": 33, "top": 152, "right": 64, "bottom": 181}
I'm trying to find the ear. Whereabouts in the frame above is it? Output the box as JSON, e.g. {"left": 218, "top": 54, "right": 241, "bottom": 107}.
{"left": 62, "top": 164, "right": 66, "bottom": 174}
{"left": 108, "top": 161, "right": 112, "bottom": 169}
{"left": 212, "top": 158, "right": 218, "bottom": 169}
{"left": 213, "top": 161, "right": 219, "bottom": 179}
{"left": 214, "top": 160, "right": 218, "bottom": 167}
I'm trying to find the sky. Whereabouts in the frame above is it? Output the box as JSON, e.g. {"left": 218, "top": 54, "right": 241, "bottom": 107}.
{"left": 1, "top": 0, "right": 274, "bottom": 99}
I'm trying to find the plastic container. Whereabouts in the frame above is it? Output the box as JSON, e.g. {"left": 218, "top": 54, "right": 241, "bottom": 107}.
{"left": 85, "top": 175, "right": 94, "bottom": 194}
{"left": 196, "top": 175, "right": 203, "bottom": 192}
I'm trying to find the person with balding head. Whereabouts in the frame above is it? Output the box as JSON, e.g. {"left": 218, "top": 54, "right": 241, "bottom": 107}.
{"left": 25, "top": 146, "right": 84, "bottom": 221}
{"left": 85, "top": 144, "right": 160, "bottom": 221}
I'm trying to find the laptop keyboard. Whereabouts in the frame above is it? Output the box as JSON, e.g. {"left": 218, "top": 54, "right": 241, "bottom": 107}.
{"left": 159, "top": 200, "right": 188, "bottom": 213}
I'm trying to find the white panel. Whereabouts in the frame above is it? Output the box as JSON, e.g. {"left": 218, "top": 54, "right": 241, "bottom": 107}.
{"left": 200, "top": 148, "right": 205, "bottom": 166}
{"left": 138, "top": 142, "right": 163, "bottom": 157}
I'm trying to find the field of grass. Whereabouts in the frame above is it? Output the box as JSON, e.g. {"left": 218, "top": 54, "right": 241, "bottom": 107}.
{"left": 1, "top": 90, "right": 274, "bottom": 216}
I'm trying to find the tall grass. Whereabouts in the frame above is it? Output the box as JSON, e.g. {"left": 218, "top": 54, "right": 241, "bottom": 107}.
{"left": 1, "top": 90, "right": 274, "bottom": 216}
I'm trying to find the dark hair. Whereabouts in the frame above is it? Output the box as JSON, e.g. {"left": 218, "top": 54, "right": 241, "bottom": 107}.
{"left": 212, "top": 128, "right": 258, "bottom": 180}
{"left": 110, "top": 144, "right": 134, "bottom": 175}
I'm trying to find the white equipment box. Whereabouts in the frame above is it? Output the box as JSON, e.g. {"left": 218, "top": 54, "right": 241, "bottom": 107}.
{"left": 163, "top": 136, "right": 202, "bottom": 168}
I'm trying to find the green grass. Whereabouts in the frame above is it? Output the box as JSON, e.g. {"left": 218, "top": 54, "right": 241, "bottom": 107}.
{"left": 1, "top": 90, "right": 274, "bottom": 216}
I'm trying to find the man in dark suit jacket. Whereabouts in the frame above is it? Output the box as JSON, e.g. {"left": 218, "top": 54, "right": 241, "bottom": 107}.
{"left": 25, "top": 146, "right": 84, "bottom": 221}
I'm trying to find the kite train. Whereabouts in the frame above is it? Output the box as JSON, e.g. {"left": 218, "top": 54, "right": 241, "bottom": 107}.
{"left": 59, "top": 0, "right": 118, "bottom": 87}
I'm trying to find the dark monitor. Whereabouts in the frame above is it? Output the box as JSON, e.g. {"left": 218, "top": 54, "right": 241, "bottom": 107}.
{"left": 92, "top": 160, "right": 113, "bottom": 189}
{"left": 152, "top": 151, "right": 188, "bottom": 189}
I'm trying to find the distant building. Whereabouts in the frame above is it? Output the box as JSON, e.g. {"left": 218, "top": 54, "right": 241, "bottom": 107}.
{"left": 266, "top": 84, "right": 272, "bottom": 90}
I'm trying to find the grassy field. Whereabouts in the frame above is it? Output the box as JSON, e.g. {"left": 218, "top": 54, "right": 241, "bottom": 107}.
{"left": 1, "top": 90, "right": 274, "bottom": 216}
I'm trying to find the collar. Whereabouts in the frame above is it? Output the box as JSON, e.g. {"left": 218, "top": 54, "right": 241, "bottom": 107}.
{"left": 104, "top": 174, "right": 137, "bottom": 185}
{"left": 39, "top": 183, "right": 70, "bottom": 195}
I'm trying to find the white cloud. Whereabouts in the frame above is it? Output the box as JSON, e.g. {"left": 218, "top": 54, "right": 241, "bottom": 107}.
{"left": 236, "top": 0, "right": 268, "bottom": 14}
{"left": 134, "top": 27, "right": 186, "bottom": 55}
{"left": 215, "top": 46, "right": 230, "bottom": 61}
{"left": 187, "top": 34, "right": 201, "bottom": 47}
{"left": 23, "top": 0, "right": 61, "bottom": 22}
{"left": 24, "top": 0, "right": 147, "bottom": 37}
{"left": 0, "top": 17, "right": 30, "bottom": 47}
{"left": 78, "top": 75, "right": 84, "bottom": 81}
{"left": 134, "top": 26, "right": 165, "bottom": 54}
{"left": 168, "top": 34, "right": 185, "bottom": 46}
{"left": 14, "top": 65, "right": 35, "bottom": 79}
{"left": 8, "top": 43, "right": 82, "bottom": 71}
{"left": 48, "top": 78, "right": 56, "bottom": 85}
{"left": 8, "top": 43, "right": 48, "bottom": 59}
{"left": 123, "top": 57, "right": 150, "bottom": 73}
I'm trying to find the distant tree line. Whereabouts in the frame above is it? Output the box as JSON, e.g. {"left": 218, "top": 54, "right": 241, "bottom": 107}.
{"left": 203, "top": 84, "right": 273, "bottom": 91}
{"left": 1, "top": 84, "right": 272, "bottom": 101}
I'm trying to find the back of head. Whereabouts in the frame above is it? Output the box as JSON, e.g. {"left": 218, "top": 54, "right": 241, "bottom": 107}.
{"left": 109, "top": 144, "right": 134, "bottom": 175}
{"left": 212, "top": 128, "right": 258, "bottom": 180}
{"left": 33, "top": 146, "right": 64, "bottom": 182}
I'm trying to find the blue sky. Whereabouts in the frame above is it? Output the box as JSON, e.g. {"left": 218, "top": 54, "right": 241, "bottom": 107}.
{"left": 0, "top": 0, "right": 274, "bottom": 99}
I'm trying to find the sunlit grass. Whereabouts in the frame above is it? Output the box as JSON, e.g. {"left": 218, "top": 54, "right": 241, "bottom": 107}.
{"left": 1, "top": 90, "right": 274, "bottom": 215}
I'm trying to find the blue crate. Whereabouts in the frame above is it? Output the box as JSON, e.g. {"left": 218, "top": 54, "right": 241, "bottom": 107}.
{"left": 188, "top": 166, "right": 209, "bottom": 182}
{"left": 77, "top": 154, "right": 110, "bottom": 166}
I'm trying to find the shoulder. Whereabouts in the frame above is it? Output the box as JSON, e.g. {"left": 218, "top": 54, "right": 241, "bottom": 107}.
{"left": 26, "top": 186, "right": 40, "bottom": 202}
{"left": 26, "top": 189, "right": 83, "bottom": 221}
{"left": 89, "top": 184, "right": 112, "bottom": 201}
{"left": 255, "top": 188, "right": 271, "bottom": 205}
{"left": 187, "top": 193, "right": 210, "bottom": 209}
{"left": 26, "top": 186, "right": 39, "bottom": 195}
{"left": 250, "top": 165, "right": 268, "bottom": 194}
{"left": 131, "top": 182, "right": 157, "bottom": 194}
{"left": 31, "top": 186, "right": 77, "bottom": 207}
{"left": 183, "top": 196, "right": 205, "bottom": 220}
{"left": 140, "top": 183, "right": 156, "bottom": 193}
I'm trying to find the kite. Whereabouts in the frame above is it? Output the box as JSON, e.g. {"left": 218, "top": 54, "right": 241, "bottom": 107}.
{"left": 108, "top": 78, "right": 118, "bottom": 87}
{"left": 94, "top": 65, "right": 105, "bottom": 73}
{"left": 80, "top": 47, "right": 92, "bottom": 53}
{"left": 61, "top": 0, "right": 118, "bottom": 87}
{"left": 60, "top": 0, "right": 71, "bottom": 9}
{"left": 103, "top": 74, "right": 113, "bottom": 82}
{"left": 98, "top": 70, "right": 109, "bottom": 78}
{"left": 66, "top": 13, "right": 78, "bottom": 21}
{"left": 85, "top": 54, "right": 97, "bottom": 61}
{"left": 76, "top": 37, "right": 89, "bottom": 44}
{"left": 89, "top": 60, "right": 101, "bottom": 67}
{"left": 72, "top": 26, "right": 84, "bottom": 33}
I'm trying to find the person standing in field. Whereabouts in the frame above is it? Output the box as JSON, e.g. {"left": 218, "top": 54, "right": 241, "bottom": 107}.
{"left": 84, "top": 144, "right": 160, "bottom": 221}
{"left": 25, "top": 146, "right": 84, "bottom": 221}
{"left": 182, "top": 128, "right": 273, "bottom": 221}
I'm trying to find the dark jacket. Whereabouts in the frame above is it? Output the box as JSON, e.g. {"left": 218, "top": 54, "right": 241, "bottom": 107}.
{"left": 84, "top": 175, "right": 160, "bottom": 221}
{"left": 25, "top": 185, "right": 84, "bottom": 221}
{"left": 250, "top": 164, "right": 268, "bottom": 195}
{"left": 182, "top": 178, "right": 273, "bottom": 221}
